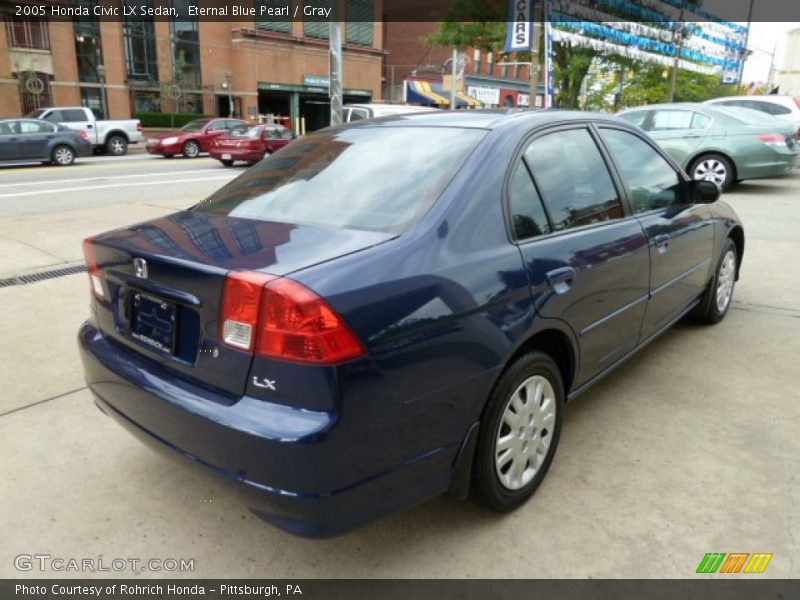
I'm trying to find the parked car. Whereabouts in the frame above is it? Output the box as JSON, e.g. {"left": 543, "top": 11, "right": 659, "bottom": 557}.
{"left": 343, "top": 103, "right": 439, "bottom": 122}
{"left": 617, "top": 103, "right": 799, "bottom": 190}
{"left": 0, "top": 118, "right": 92, "bottom": 166}
{"left": 209, "top": 124, "right": 295, "bottom": 167}
{"left": 79, "top": 111, "right": 744, "bottom": 537}
{"left": 145, "top": 118, "right": 249, "bottom": 158}
{"left": 705, "top": 95, "right": 800, "bottom": 127}
{"left": 27, "top": 106, "right": 143, "bottom": 156}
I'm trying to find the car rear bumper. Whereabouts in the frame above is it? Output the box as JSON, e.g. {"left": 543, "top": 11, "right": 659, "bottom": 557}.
{"left": 737, "top": 149, "right": 800, "bottom": 179}
{"left": 209, "top": 148, "right": 262, "bottom": 162}
{"left": 78, "top": 322, "right": 454, "bottom": 537}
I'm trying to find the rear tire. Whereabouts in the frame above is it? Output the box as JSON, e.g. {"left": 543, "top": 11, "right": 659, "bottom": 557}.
{"left": 689, "top": 153, "right": 734, "bottom": 191}
{"left": 473, "top": 352, "right": 564, "bottom": 512}
{"left": 221, "top": 159, "right": 234, "bottom": 167}
{"left": 692, "top": 238, "right": 737, "bottom": 324}
{"left": 52, "top": 145, "right": 75, "bottom": 166}
{"left": 105, "top": 135, "right": 128, "bottom": 156}
{"left": 182, "top": 140, "right": 200, "bottom": 158}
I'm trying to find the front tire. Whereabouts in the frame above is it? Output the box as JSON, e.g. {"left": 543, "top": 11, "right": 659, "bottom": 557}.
{"left": 182, "top": 140, "right": 200, "bottom": 158}
{"left": 52, "top": 145, "right": 75, "bottom": 166}
{"left": 473, "top": 352, "right": 564, "bottom": 512}
{"left": 692, "top": 238, "right": 737, "bottom": 324}
{"left": 105, "top": 135, "right": 128, "bottom": 156}
{"left": 690, "top": 153, "right": 734, "bottom": 191}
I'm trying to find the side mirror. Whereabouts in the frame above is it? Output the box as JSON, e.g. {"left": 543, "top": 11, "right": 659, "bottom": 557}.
{"left": 688, "top": 179, "right": 721, "bottom": 204}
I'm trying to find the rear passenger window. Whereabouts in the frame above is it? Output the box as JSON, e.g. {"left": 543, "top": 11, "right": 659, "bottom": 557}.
{"left": 524, "top": 129, "right": 623, "bottom": 231}
{"left": 62, "top": 109, "right": 87, "bottom": 122}
{"left": 508, "top": 161, "right": 550, "bottom": 240}
{"left": 600, "top": 128, "right": 682, "bottom": 214}
{"left": 691, "top": 113, "right": 711, "bottom": 129}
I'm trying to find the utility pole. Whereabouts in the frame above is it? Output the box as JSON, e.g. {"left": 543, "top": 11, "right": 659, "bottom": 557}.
{"left": 329, "top": 22, "right": 343, "bottom": 126}
{"left": 736, "top": 0, "right": 756, "bottom": 87}
{"left": 668, "top": 0, "right": 686, "bottom": 102}
{"left": 529, "top": 5, "right": 542, "bottom": 110}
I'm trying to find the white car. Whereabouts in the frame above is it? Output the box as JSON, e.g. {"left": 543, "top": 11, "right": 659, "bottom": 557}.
{"left": 705, "top": 96, "right": 800, "bottom": 128}
{"left": 342, "top": 103, "right": 439, "bottom": 123}
{"left": 27, "top": 106, "right": 143, "bottom": 156}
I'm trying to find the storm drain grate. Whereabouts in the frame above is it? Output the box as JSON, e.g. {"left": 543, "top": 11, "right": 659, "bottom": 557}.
{"left": 0, "top": 264, "right": 87, "bottom": 288}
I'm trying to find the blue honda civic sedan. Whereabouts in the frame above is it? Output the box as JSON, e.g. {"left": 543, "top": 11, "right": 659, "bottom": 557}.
{"left": 79, "top": 111, "right": 744, "bottom": 537}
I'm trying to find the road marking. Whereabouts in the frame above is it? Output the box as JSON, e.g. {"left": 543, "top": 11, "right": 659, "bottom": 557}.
{"left": 0, "top": 175, "right": 236, "bottom": 199}
{"left": 0, "top": 169, "right": 232, "bottom": 189}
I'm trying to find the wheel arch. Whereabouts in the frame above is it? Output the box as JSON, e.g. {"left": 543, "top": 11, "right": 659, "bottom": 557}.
{"left": 104, "top": 129, "right": 129, "bottom": 143}
{"left": 728, "top": 225, "right": 745, "bottom": 280}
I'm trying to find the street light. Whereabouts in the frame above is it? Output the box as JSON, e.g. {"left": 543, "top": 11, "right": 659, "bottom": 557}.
{"left": 97, "top": 63, "right": 107, "bottom": 119}
{"left": 221, "top": 73, "right": 233, "bottom": 118}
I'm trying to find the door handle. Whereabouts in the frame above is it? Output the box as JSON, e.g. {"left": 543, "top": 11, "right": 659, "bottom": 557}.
{"left": 87, "top": 124, "right": 93, "bottom": 128}
{"left": 654, "top": 234, "right": 670, "bottom": 254}
{"left": 546, "top": 267, "right": 577, "bottom": 295}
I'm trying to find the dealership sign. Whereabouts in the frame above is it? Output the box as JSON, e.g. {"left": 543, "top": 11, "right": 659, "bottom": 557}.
{"left": 505, "top": 0, "right": 535, "bottom": 53}
{"left": 467, "top": 86, "right": 500, "bottom": 106}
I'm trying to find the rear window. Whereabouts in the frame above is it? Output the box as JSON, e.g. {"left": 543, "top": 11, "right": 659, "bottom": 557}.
{"left": 194, "top": 126, "right": 486, "bottom": 233}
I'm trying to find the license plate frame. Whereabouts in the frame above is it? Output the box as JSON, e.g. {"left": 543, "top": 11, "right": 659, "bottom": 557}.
{"left": 130, "top": 292, "right": 177, "bottom": 354}
{"left": 221, "top": 153, "right": 232, "bottom": 160}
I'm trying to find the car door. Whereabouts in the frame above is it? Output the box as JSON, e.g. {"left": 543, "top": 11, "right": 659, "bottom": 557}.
{"left": 201, "top": 120, "right": 230, "bottom": 150}
{"left": 0, "top": 121, "right": 21, "bottom": 160}
{"left": 18, "top": 120, "right": 56, "bottom": 159}
{"left": 514, "top": 125, "right": 650, "bottom": 386}
{"left": 645, "top": 109, "right": 711, "bottom": 167}
{"left": 597, "top": 126, "right": 715, "bottom": 340}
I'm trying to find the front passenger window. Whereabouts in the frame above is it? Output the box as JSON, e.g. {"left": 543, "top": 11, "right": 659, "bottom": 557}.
{"left": 600, "top": 128, "right": 682, "bottom": 214}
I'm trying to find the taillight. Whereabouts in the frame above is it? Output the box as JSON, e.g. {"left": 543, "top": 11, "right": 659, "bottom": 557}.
{"left": 82, "top": 238, "right": 105, "bottom": 300}
{"left": 221, "top": 271, "right": 275, "bottom": 351}
{"left": 793, "top": 97, "right": 800, "bottom": 110}
{"left": 79, "top": 130, "right": 89, "bottom": 140}
{"left": 137, "top": 122, "right": 143, "bottom": 131}
{"left": 757, "top": 133, "right": 786, "bottom": 147}
{"left": 220, "top": 272, "right": 365, "bottom": 364}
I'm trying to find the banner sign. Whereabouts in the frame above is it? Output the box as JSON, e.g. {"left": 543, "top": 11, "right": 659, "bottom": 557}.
{"left": 505, "top": 0, "right": 536, "bottom": 53}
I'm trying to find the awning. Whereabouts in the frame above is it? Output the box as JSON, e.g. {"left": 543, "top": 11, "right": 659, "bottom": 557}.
{"left": 405, "top": 80, "right": 483, "bottom": 108}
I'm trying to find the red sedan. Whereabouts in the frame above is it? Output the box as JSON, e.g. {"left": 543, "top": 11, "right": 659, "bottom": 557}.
{"left": 146, "top": 118, "right": 249, "bottom": 158}
{"left": 209, "top": 124, "right": 295, "bottom": 166}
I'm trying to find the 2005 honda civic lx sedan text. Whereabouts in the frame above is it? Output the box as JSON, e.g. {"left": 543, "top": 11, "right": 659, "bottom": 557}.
{"left": 78, "top": 111, "right": 744, "bottom": 537}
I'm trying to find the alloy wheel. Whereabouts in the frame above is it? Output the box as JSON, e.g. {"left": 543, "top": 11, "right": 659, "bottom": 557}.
{"left": 54, "top": 147, "right": 74, "bottom": 165}
{"left": 693, "top": 159, "right": 727, "bottom": 187}
{"left": 495, "top": 375, "right": 557, "bottom": 491}
{"left": 184, "top": 141, "right": 199, "bottom": 158}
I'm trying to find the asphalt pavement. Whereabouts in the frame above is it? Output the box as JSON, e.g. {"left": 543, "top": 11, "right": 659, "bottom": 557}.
{"left": 0, "top": 156, "right": 798, "bottom": 578}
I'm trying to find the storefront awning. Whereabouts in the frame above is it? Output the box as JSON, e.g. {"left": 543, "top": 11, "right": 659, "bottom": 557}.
{"left": 406, "top": 81, "right": 483, "bottom": 108}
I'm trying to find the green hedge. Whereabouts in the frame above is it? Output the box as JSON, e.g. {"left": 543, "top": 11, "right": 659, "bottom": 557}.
{"left": 134, "top": 112, "right": 216, "bottom": 128}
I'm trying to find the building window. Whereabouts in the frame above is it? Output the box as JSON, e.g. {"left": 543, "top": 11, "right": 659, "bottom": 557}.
{"left": 346, "top": 0, "right": 373, "bottom": 46}
{"left": 183, "top": 93, "right": 204, "bottom": 114}
{"left": 170, "top": 0, "right": 202, "bottom": 89}
{"left": 255, "top": 1, "right": 291, "bottom": 33}
{"left": 80, "top": 87, "right": 107, "bottom": 119}
{"left": 123, "top": 0, "right": 158, "bottom": 82}
{"left": 487, "top": 52, "right": 494, "bottom": 76}
{"left": 303, "top": 1, "right": 330, "bottom": 39}
{"left": 473, "top": 49, "right": 481, "bottom": 75}
{"left": 74, "top": 1, "right": 104, "bottom": 84}
{"left": 17, "top": 71, "right": 53, "bottom": 114}
{"left": 5, "top": 17, "right": 50, "bottom": 49}
{"left": 131, "top": 90, "right": 161, "bottom": 113}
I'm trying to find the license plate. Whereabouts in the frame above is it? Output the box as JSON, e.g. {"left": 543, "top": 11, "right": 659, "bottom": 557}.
{"left": 131, "top": 292, "right": 176, "bottom": 353}
{"left": 221, "top": 153, "right": 232, "bottom": 160}
{"left": 148, "top": 138, "right": 159, "bottom": 145}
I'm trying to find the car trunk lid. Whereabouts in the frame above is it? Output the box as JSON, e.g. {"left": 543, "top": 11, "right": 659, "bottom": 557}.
{"left": 87, "top": 211, "right": 393, "bottom": 397}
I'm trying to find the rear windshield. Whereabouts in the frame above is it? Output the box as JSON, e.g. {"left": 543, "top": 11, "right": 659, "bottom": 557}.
{"left": 194, "top": 126, "right": 486, "bottom": 233}
{"left": 181, "top": 119, "right": 210, "bottom": 131}
{"left": 25, "top": 109, "right": 46, "bottom": 119}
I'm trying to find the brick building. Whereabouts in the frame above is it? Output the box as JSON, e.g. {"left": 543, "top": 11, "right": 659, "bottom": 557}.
{"left": 383, "top": 21, "right": 543, "bottom": 108}
{"left": 1, "top": 0, "right": 384, "bottom": 131}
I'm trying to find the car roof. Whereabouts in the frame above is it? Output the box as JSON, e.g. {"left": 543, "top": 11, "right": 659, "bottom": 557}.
{"left": 707, "top": 96, "right": 796, "bottom": 102}
{"left": 357, "top": 109, "right": 628, "bottom": 130}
